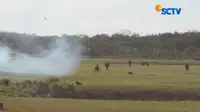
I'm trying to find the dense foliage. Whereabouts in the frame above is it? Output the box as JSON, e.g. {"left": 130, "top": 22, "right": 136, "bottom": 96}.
{"left": 1, "top": 30, "right": 200, "bottom": 59}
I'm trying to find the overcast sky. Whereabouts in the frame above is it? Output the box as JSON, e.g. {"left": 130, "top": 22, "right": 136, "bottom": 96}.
{"left": 0, "top": 0, "right": 199, "bottom": 36}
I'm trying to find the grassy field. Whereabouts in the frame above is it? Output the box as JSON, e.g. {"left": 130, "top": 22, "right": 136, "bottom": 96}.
{"left": 63, "top": 59, "right": 200, "bottom": 90}
{"left": 1, "top": 59, "right": 200, "bottom": 111}
{"left": 2, "top": 59, "right": 200, "bottom": 89}
{"left": 1, "top": 96, "right": 200, "bottom": 112}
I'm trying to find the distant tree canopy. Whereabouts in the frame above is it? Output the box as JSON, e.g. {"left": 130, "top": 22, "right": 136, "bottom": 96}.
{"left": 1, "top": 30, "right": 200, "bottom": 60}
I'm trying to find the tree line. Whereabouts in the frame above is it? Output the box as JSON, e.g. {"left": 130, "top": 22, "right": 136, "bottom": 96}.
{"left": 0, "top": 30, "right": 200, "bottom": 59}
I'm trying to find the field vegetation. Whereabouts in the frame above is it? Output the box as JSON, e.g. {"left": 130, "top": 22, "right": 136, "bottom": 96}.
{"left": 1, "top": 31, "right": 200, "bottom": 111}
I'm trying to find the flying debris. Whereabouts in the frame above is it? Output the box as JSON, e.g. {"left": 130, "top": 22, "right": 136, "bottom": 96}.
{"left": 44, "top": 17, "right": 47, "bottom": 20}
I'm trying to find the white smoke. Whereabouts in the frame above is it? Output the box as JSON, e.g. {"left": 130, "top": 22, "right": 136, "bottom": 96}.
{"left": 0, "top": 37, "right": 82, "bottom": 76}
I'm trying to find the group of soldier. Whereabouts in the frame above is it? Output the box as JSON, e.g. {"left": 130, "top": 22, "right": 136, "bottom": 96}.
{"left": 93, "top": 60, "right": 190, "bottom": 73}
{"left": 93, "top": 62, "right": 110, "bottom": 73}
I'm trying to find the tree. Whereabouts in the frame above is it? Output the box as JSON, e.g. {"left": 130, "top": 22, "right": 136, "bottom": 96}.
{"left": 0, "top": 30, "right": 200, "bottom": 59}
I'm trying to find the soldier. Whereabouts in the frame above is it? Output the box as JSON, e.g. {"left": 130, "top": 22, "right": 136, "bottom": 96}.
{"left": 93, "top": 64, "right": 101, "bottom": 73}
{"left": 0, "top": 102, "right": 3, "bottom": 110}
{"left": 104, "top": 62, "right": 110, "bottom": 71}
{"left": 128, "top": 72, "right": 134, "bottom": 75}
{"left": 128, "top": 60, "right": 132, "bottom": 67}
{"left": 185, "top": 63, "right": 190, "bottom": 71}
{"left": 67, "top": 83, "right": 75, "bottom": 99}
{"left": 75, "top": 81, "right": 82, "bottom": 85}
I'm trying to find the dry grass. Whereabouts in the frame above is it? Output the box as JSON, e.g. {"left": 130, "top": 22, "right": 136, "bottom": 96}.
{"left": 1, "top": 96, "right": 200, "bottom": 112}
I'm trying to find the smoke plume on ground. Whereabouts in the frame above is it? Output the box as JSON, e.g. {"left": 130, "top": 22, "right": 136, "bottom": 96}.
{"left": 0, "top": 37, "right": 82, "bottom": 76}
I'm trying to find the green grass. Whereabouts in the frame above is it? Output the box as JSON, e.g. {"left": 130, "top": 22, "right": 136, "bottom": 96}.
{"left": 62, "top": 63, "right": 200, "bottom": 90}
{"left": 1, "top": 96, "right": 200, "bottom": 112}
{"left": 1, "top": 59, "right": 200, "bottom": 111}
{"left": 1, "top": 59, "right": 200, "bottom": 89}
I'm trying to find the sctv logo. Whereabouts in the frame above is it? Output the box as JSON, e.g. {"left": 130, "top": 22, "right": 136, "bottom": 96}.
{"left": 155, "top": 4, "right": 182, "bottom": 15}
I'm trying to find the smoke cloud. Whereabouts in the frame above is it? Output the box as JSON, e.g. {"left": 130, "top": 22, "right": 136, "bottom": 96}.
{"left": 0, "top": 37, "right": 82, "bottom": 76}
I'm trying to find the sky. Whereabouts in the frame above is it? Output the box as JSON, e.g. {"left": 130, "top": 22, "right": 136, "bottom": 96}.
{"left": 0, "top": 0, "right": 199, "bottom": 36}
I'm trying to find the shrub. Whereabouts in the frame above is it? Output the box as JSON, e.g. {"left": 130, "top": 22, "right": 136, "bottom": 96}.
{"left": 0, "top": 79, "right": 10, "bottom": 86}
{"left": 46, "top": 77, "right": 60, "bottom": 83}
{"left": 20, "top": 80, "right": 32, "bottom": 88}
{"left": 51, "top": 82, "right": 73, "bottom": 98}
{"left": 35, "top": 81, "right": 50, "bottom": 96}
